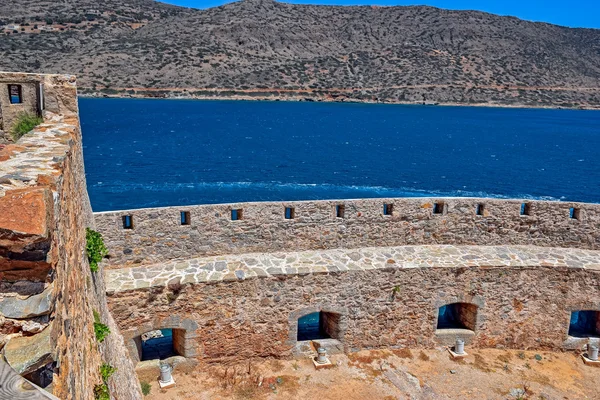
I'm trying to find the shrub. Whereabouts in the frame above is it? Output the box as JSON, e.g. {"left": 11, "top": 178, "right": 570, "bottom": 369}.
{"left": 93, "top": 310, "right": 111, "bottom": 343}
{"left": 10, "top": 112, "right": 43, "bottom": 141}
{"left": 100, "top": 363, "right": 116, "bottom": 382}
{"left": 94, "top": 383, "right": 110, "bottom": 400}
{"left": 140, "top": 381, "right": 151, "bottom": 396}
{"left": 86, "top": 228, "right": 108, "bottom": 272}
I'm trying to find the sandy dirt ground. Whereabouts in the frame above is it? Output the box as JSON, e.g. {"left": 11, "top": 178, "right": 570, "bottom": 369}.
{"left": 138, "top": 348, "right": 599, "bottom": 400}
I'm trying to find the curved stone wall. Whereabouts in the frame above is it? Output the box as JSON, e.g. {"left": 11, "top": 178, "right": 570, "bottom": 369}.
{"left": 105, "top": 244, "right": 600, "bottom": 363}
{"left": 94, "top": 198, "right": 600, "bottom": 266}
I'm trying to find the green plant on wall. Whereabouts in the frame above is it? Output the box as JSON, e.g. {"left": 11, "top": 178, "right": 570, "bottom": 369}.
{"left": 10, "top": 112, "right": 43, "bottom": 141}
{"left": 100, "top": 363, "right": 116, "bottom": 381}
{"left": 93, "top": 310, "right": 111, "bottom": 343}
{"left": 95, "top": 363, "right": 116, "bottom": 400}
{"left": 94, "top": 383, "right": 110, "bottom": 400}
{"left": 86, "top": 228, "right": 108, "bottom": 272}
{"left": 140, "top": 381, "right": 151, "bottom": 396}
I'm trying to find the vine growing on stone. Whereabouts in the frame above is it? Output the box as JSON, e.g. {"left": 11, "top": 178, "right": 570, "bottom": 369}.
{"left": 86, "top": 228, "right": 108, "bottom": 272}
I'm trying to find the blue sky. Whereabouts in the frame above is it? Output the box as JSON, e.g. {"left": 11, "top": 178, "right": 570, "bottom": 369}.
{"left": 161, "top": 0, "right": 600, "bottom": 29}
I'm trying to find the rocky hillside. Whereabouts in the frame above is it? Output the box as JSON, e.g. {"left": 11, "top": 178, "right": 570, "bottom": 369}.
{"left": 1, "top": 0, "right": 600, "bottom": 107}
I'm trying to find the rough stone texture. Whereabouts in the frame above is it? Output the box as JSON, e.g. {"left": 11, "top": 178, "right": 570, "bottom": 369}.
{"left": 0, "top": 79, "right": 38, "bottom": 133}
{"left": 95, "top": 198, "right": 600, "bottom": 267}
{"left": 105, "top": 245, "right": 600, "bottom": 292}
{"left": 106, "top": 244, "right": 600, "bottom": 364}
{"left": 2, "top": 326, "right": 53, "bottom": 375}
{"left": 0, "top": 284, "right": 54, "bottom": 319}
{"left": 0, "top": 359, "right": 59, "bottom": 399}
{"left": 0, "top": 72, "right": 141, "bottom": 400}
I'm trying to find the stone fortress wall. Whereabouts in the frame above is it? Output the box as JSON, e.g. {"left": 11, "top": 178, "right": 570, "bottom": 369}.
{"left": 95, "top": 197, "right": 600, "bottom": 267}
{"left": 0, "top": 72, "right": 141, "bottom": 399}
{"left": 107, "top": 251, "right": 600, "bottom": 363}
{"left": 96, "top": 198, "right": 600, "bottom": 365}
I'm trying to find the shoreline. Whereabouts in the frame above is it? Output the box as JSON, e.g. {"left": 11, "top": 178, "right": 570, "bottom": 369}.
{"left": 78, "top": 90, "right": 600, "bottom": 111}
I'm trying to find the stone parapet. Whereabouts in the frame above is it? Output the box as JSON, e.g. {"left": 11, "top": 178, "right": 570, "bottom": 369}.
{"left": 95, "top": 197, "right": 600, "bottom": 267}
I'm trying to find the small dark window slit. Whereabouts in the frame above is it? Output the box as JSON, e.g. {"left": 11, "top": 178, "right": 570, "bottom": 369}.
{"left": 433, "top": 202, "right": 444, "bottom": 215}
{"left": 8, "top": 84, "right": 23, "bottom": 104}
{"left": 336, "top": 204, "right": 345, "bottom": 218}
{"left": 231, "top": 209, "right": 243, "bottom": 221}
{"left": 383, "top": 204, "right": 393, "bottom": 216}
{"left": 285, "top": 207, "right": 295, "bottom": 220}
{"left": 476, "top": 204, "right": 485, "bottom": 216}
{"left": 570, "top": 207, "right": 580, "bottom": 220}
{"left": 122, "top": 215, "right": 133, "bottom": 229}
{"left": 520, "top": 203, "right": 531, "bottom": 216}
{"left": 180, "top": 211, "right": 191, "bottom": 225}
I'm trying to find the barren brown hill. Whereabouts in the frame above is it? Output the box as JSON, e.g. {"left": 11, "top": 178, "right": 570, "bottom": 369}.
{"left": 1, "top": 0, "right": 600, "bottom": 107}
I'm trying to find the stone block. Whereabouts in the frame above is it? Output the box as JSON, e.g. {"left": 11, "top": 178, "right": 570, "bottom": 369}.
{"left": 2, "top": 326, "right": 54, "bottom": 375}
{"left": 0, "top": 188, "right": 51, "bottom": 237}
{"left": 581, "top": 353, "right": 600, "bottom": 367}
{"left": 0, "top": 284, "right": 54, "bottom": 319}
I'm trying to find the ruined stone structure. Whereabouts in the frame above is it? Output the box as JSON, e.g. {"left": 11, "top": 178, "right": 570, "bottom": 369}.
{"left": 95, "top": 199, "right": 600, "bottom": 365}
{"left": 1, "top": 71, "right": 599, "bottom": 398}
{"left": 0, "top": 72, "right": 141, "bottom": 399}
{"left": 0, "top": 72, "right": 44, "bottom": 138}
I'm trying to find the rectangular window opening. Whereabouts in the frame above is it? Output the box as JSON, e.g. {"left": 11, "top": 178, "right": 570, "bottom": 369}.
{"left": 569, "top": 207, "right": 580, "bottom": 220}
{"left": 433, "top": 202, "right": 444, "bottom": 215}
{"left": 180, "top": 211, "right": 191, "bottom": 225}
{"left": 336, "top": 204, "right": 345, "bottom": 218}
{"left": 476, "top": 204, "right": 485, "bottom": 216}
{"left": 231, "top": 209, "right": 243, "bottom": 221}
{"left": 8, "top": 84, "right": 23, "bottom": 104}
{"left": 122, "top": 215, "right": 133, "bottom": 230}
{"left": 437, "top": 303, "right": 478, "bottom": 331}
{"left": 285, "top": 207, "right": 295, "bottom": 220}
{"left": 568, "top": 310, "right": 599, "bottom": 338}
{"left": 520, "top": 203, "right": 531, "bottom": 216}
{"left": 383, "top": 203, "right": 393, "bottom": 216}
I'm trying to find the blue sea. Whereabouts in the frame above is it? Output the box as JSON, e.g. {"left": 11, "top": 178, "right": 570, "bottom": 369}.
{"left": 79, "top": 98, "right": 600, "bottom": 212}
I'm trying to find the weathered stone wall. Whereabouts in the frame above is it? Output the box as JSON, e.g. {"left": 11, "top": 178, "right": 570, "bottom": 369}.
{"left": 0, "top": 72, "right": 141, "bottom": 399}
{"left": 95, "top": 198, "right": 600, "bottom": 267}
{"left": 109, "top": 264, "right": 600, "bottom": 363}
{"left": 106, "top": 245, "right": 600, "bottom": 364}
{"left": 0, "top": 78, "right": 38, "bottom": 134}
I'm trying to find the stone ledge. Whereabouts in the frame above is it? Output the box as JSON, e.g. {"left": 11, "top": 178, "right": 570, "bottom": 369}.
{"left": 105, "top": 245, "right": 600, "bottom": 294}
{"left": 434, "top": 328, "right": 476, "bottom": 346}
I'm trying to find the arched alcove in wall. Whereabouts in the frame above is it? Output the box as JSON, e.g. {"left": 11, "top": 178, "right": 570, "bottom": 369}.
{"left": 124, "top": 317, "right": 199, "bottom": 363}
{"left": 288, "top": 306, "right": 348, "bottom": 347}
{"left": 437, "top": 303, "right": 479, "bottom": 331}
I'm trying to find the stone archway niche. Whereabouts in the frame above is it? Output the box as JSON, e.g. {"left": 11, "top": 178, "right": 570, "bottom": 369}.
{"left": 125, "top": 317, "right": 199, "bottom": 364}
{"left": 434, "top": 295, "right": 484, "bottom": 346}
{"left": 288, "top": 306, "right": 348, "bottom": 356}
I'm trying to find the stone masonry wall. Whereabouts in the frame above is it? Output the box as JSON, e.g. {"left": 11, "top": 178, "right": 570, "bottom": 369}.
{"left": 0, "top": 78, "right": 38, "bottom": 134}
{"left": 95, "top": 198, "right": 600, "bottom": 267}
{"left": 107, "top": 261, "right": 600, "bottom": 364}
{"left": 0, "top": 72, "right": 140, "bottom": 399}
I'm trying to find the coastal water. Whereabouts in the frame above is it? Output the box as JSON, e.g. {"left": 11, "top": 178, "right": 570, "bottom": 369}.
{"left": 79, "top": 98, "right": 600, "bottom": 212}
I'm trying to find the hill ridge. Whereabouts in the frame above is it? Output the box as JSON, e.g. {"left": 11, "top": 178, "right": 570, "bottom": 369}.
{"left": 1, "top": 0, "right": 599, "bottom": 108}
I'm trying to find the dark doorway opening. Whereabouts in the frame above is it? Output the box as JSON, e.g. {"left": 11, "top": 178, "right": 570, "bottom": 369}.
{"left": 141, "top": 328, "right": 176, "bottom": 361}
{"left": 437, "top": 303, "right": 478, "bottom": 331}
{"left": 569, "top": 311, "right": 600, "bottom": 338}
